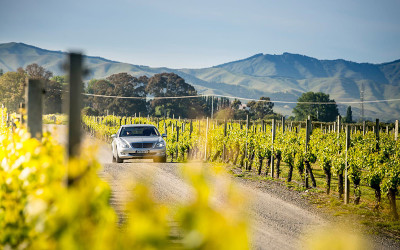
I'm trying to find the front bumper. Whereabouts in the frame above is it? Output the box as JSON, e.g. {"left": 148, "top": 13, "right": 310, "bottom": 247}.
{"left": 118, "top": 148, "right": 166, "bottom": 159}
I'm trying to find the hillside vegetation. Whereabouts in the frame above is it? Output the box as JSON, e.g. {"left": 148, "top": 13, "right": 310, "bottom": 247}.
{"left": 1, "top": 42, "right": 399, "bottom": 121}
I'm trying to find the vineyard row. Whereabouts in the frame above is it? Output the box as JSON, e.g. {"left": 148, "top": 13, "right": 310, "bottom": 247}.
{"left": 82, "top": 114, "right": 400, "bottom": 220}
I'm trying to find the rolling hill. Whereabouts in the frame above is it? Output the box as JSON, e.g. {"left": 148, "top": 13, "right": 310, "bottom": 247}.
{"left": 1, "top": 42, "right": 399, "bottom": 121}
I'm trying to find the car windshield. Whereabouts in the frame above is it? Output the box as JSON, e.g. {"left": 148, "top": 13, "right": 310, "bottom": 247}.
{"left": 120, "top": 126, "right": 160, "bottom": 137}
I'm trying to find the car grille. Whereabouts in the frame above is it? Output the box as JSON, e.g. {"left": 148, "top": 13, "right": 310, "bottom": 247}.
{"left": 131, "top": 143, "right": 154, "bottom": 148}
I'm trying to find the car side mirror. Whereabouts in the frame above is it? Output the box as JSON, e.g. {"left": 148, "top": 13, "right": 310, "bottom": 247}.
{"left": 162, "top": 133, "right": 167, "bottom": 138}
{"left": 111, "top": 134, "right": 117, "bottom": 138}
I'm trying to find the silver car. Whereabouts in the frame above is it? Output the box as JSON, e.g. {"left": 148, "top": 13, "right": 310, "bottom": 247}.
{"left": 111, "top": 124, "right": 167, "bottom": 163}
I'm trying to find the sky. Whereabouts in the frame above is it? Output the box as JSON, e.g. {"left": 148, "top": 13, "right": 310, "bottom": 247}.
{"left": 1, "top": 0, "right": 400, "bottom": 68}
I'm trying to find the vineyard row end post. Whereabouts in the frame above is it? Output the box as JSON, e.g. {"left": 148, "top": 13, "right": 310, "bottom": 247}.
{"left": 270, "top": 118, "right": 276, "bottom": 178}
{"left": 26, "top": 79, "right": 44, "bottom": 139}
{"left": 223, "top": 119, "right": 227, "bottom": 161}
{"left": 375, "top": 119, "right": 380, "bottom": 151}
{"left": 67, "top": 53, "right": 83, "bottom": 160}
{"left": 345, "top": 125, "right": 350, "bottom": 204}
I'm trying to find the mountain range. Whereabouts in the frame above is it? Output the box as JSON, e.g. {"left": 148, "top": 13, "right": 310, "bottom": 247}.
{"left": 0, "top": 42, "right": 399, "bottom": 121}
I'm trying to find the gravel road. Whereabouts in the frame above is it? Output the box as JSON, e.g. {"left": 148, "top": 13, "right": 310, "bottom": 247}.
{"left": 99, "top": 160, "right": 325, "bottom": 250}
{"left": 45, "top": 125, "right": 399, "bottom": 249}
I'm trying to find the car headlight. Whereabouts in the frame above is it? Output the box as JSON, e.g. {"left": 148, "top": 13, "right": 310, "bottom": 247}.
{"left": 155, "top": 142, "right": 165, "bottom": 148}
{"left": 118, "top": 140, "right": 130, "bottom": 148}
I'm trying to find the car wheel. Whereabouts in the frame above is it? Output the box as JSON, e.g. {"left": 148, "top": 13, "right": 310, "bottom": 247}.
{"left": 116, "top": 153, "right": 124, "bottom": 163}
{"left": 112, "top": 146, "right": 117, "bottom": 162}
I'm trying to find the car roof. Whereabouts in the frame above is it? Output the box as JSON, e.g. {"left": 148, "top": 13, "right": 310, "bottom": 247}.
{"left": 120, "top": 124, "right": 156, "bottom": 128}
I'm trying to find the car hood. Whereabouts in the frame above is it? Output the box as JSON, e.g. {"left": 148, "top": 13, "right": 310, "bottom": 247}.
{"left": 120, "top": 137, "right": 162, "bottom": 144}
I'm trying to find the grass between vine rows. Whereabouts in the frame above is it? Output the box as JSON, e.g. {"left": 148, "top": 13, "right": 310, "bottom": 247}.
{"left": 220, "top": 160, "right": 400, "bottom": 241}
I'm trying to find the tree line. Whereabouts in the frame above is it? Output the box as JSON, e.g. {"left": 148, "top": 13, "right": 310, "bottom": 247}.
{"left": 0, "top": 64, "right": 63, "bottom": 114}
{"left": 0, "top": 64, "right": 353, "bottom": 122}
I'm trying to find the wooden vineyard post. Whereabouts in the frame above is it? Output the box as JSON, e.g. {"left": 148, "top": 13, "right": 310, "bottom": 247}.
{"left": 19, "top": 103, "right": 25, "bottom": 125}
{"left": 335, "top": 116, "right": 344, "bottom": 198}
{"left": 189, "top": 119, "right": 193, "bottom": 138}
{"left": 261, "top": 120, "right": 265, "bottom": 133}
{"left": 25, "top": 79, "right": 44, "bottom": 139}
{"left": 305, "top": 118, "right": 311, "bottom": 188}
{"left": 395, "top": 120, "right": 399, "bottom": 141}
{"left": 345, "top": 125, "right": 351, "bottom": 204}
{"left": 176, "top": 125, "right": 179, "bottom": 161}
{"left": 245, "top": 115, "right": 249, "bottom": 170}
{"left": 305, "top": 119, "right": 311, "bottom": 150}
{"left": 67, "top": 53, "right": 83, "bottom": 160}
{"left": 282, "top": 116, "right": 285, "bottom": 133}
{"left": 270, "top": 118, "right": 276, "bottom": 178}
{"left": 204, "top": 117, "right": 209, "bottom": 161}
{"left": 223, "top": 119, "right": 227, "bottom": 161}
{"left": 375, "top": 119, "right": 380, "bottom": 151}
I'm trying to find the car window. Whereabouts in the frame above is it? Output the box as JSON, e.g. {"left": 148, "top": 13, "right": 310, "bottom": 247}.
{"left": 120, "top": 127, "right": 160, "bottom": 137}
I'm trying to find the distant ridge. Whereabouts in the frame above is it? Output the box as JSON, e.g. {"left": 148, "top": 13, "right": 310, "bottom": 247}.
{"left": 0, "top": 42, "right": 399, "bottom": 121}
{"left": 0, "top": 42, "right": 119, "bottom": 64}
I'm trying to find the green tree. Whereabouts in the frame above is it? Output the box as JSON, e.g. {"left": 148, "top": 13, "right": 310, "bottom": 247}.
{"left": 44, "top": 80, "right": 63, "bottom": 114}
{"left": 25, "top": 63, "right": 53, "bottom": 80}
{"left": 81, "top": 106, "right": 99, "bottom": 116}
{"left": 25, "top": 64, "right": 62, "bottom": 114}
{"left": 106, "top": 73, "right": 148, "bottom": 116}
{"left": 247, "top": 97, "right": 274, "bottom": 120}
{"left": 85, "top": 73, "right": 148, "bottom": 116}
{"left": 89, "top": 79, "right": 114, "bottom": 115}
{"left": 231, "top": 99, "right": 242, "bottom": 110}
{"left": 0, "top": 68, "right": 26, "bottom": 112}
{"left": 146, "top": 73, "right": 201, "bottom": 118}
{"left": 293, "top": 92, "right": 339, "bottom": 122}
{"left": 86, "top": 78, "right": 98, "bottom": 94}
{"left": 343, "top": 106, "right": 353, "bottom": 123}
